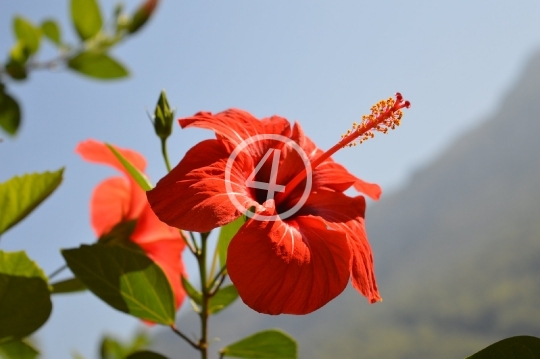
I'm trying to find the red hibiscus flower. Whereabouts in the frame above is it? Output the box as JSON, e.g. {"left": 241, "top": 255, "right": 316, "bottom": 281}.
{"left": 76, "top": 139, "right": 187, "bottom": 310}
{"left": 147, "top": 94, "right": 409, "bottom": 315}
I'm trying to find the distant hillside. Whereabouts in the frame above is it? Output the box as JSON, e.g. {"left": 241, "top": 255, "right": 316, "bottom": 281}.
{"left": 368, "top": 48, "right": 540, "bottom": 286}
{"left": 152, "top": 49, "right": 540, "bottom": 359}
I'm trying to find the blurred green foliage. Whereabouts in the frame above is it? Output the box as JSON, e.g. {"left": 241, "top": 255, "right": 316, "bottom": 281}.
{"left": 0, "top": 0, "right": 159, "bottom": 137}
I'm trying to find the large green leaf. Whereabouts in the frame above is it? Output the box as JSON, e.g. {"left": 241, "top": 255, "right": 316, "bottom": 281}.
{"left": 106, "top": 143, "right": 152, "bottom": 190}
{"left": 0, "top": 251, "right": 52, "bottom": 340}
{"left": 13, "top": 16, "right": 41, "bottom": 54}
{"left": 51, "top": 277, "right": 86, "bottom": 294}
{"left": 0, "top": 90, "right": 21, "bottom": 136}
{"left": 217, "top": 216, "right": 245, "bottom": 269}
{"left": 41, "top": 19, "right": 61, "bottom": 45}
{"left": 0, "top": 169, "right": 64, "bottom": 235}
{"left": 70, "top": 0, "right": 102, "bottom": 40}
{"left": 220, "top": 330, "right": 297, "bottom": 359}
{"left": 209, "top": 284, "right": 238, "bottom": 314}
{"left": 68, "top": 52, "right": 129, "bottom": 80}
{"left": 0, "top": 340, "right": 39, "bottom": 359}
{"left": 62, "top": 244, "right": 175, "bottom": 325}
{"left": 465, "top": 336, "right": 540, "bottom": 359}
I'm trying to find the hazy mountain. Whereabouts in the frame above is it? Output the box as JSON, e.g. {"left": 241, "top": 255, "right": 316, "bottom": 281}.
{"left": 152, "top": 49, "right": 540, "bottom": 359}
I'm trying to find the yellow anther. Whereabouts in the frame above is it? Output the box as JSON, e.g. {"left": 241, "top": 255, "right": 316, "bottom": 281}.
{"left": 338, "top": 93, "right": 409, "bottom": 148}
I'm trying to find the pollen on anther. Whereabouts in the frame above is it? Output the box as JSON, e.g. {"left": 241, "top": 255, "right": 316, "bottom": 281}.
{"left": 341, "top": 92, "right": 410, "bottom": 147}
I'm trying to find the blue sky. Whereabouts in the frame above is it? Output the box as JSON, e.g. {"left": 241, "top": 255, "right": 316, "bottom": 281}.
{"left": 2, "top": 1, "right": 540, "bottom": 358}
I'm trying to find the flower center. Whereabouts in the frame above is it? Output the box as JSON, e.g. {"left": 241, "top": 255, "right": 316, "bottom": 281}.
{"left": 279, "top": 93, "right": 410, "bottom": 200}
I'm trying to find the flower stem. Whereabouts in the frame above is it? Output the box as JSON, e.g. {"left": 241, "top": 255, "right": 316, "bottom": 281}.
{"left": 161, "top": 138, "right": 172, "bottom": 172}
{"left": 180, "top": 230, "right": 197, "bottom": 255}
{"left": 209, "top": 272, "right": 227, "bottom": 297}
{"left": 208, "top": 265, "right": 227, "bottom": 294}
{"left": 197, "top": 231, "right": 211, "bottom": 359}
{"left": 190, "top": 231, "right": 200, "bottom": 253}
{"left": 170, "top": 325, "right": 199, "bottom": 350}
{"left": 208, "top": 240, "right": 220, "bottom": 282}
{"left": 48, "top": 264, "right": 68, "bottom": 280}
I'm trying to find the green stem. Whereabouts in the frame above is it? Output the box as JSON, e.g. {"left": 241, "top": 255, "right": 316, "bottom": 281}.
{"left": 181, "top": 230, "right": 197, "bottom": 255}
{"left": 197, "top": 231, "right": 211, "bottom": 359}
{"left": 209, "top": 273, "right": 227, "bottom": 297}
{"left": 170, "top": 325, "right": 199, "bottom": 350}
{"left": 208, "top": 240, "right": 220, "bottom": 282}
{"left": 208, "top": 266, "right": 227, "bottom": 295}
{"left": 48, "top": 264, "right": 67, "bottom": 280}
{"left": 190, "top": 231, "right": 200, "bottom": 253}
{"left": 161, "top": 138, "right": 172, "bottom": 172}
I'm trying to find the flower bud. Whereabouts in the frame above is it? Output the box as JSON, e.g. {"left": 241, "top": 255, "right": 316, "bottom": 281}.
{"left": 128, "top": 0, "right": 159, "bottom": 34}
{"left": 153, "top": 90, "right": 174, "bottom": 140}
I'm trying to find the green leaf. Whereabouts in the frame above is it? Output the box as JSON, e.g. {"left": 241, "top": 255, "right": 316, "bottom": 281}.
{"left": 9, "top": 41, "right": 31, "bottom": 64}
{"left": 62, "top": 244, "right": 175, "bottom": 325}
{"left": 220, "top": 330, "right": 297, "bottom": 359}
{"left": 100, "top": 332, "right": 150, "bottom": 359}
{"left": 5, "top": 58, "right": 27, "bottom": 81}
{"left": 51, "top": 277, "right": 86, "bottom": 294}
{"left": 70, "top": 0, "right": 102, "bottom": 40}
{"left": 126, "top": 351, "right": 168, "bottom": 359}
{"left": 0, "top": 251, "right": 52, "bottom": 340}
{"left": 217, "top": 216, "right": 245, "bottom": 269}
{"left": 68, "top": 52, "right": 129, "bottom": 80}
{"left": 0, "top": 169, "right": 64, "bottom": 235}
{"left": 100, "top": 336, "right": 125, "bottom": 359}
{"left": 0, "top": 91, "right": 21, "bottom": 136}
{"left": 465, "top": 336, "right": 540, "bottom": 359}
{"left": 99, "top": 220, "right": 138, "bottom": 248}
{"left": 0, "top": 339, "right": 39, "bottom": 359}
{"left": 209, "top": 284, "right": 239, "bottom": 314}
{"left": 181, "top": 276, "right": 202, "bottom": 305}
{"left": 105, "top": 143, "right": 152, "bottom": 190}
{"left": 13, "top": 16, "right": 41, "bottom": 54}
{"left": 41, "top": 19, "right": 61, "bottom": 45}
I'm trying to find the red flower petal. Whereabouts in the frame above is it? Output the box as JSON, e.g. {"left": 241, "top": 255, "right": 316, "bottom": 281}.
{"left": 338, "top": 213, "right": 381, "bottom": 303}
{"left": 131, "top": 203, "right": 185, "bottom": 244}
{"left": 78, "top": 140, "right": 148, "bottom": 222}
{"left": 300, "top": 192, "right": 381, "bottom": 303}
{"left": 290, "top": 121, "right": 324, "bottom": 161}
{"left": 78, "top": 140, "right": 187, "bottom": 311}
{"left": 147, "top": 139, "right": 260, "bottom": 232}
{"left": 76, "top": 139, "right": 146, "bottom": 174}
{"left": 353, "top": 180, "right": 382, "bottom": 200}
{"left": 227, "top": 209, "right": 351, "bottom": 315}
{"left": 132, "top": 205, "right": 186, "bottom": 308}
{"left": 179, "top": 109, "right": 291, "bottom": 155}
{"left": 90, "top": 177, "right": 132, "bottom": 237}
